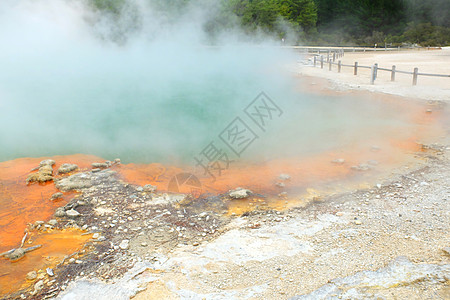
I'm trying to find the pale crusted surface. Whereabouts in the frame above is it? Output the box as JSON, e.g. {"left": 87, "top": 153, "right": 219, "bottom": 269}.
{"left": 128, "top": 146, "right": 450, "bottom": 300}
{"left": 298, "top": 48, "right": 450, "bottom": 101}
{"left": 52, "top": 144, "right": 450, "bottom": 300}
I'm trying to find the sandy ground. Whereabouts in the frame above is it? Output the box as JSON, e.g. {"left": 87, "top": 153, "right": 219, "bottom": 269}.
{"left": 298, "top": 48, "right": 450, "bottom": 101}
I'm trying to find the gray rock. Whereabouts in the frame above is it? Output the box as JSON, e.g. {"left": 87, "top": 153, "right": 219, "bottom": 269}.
{"left": 48, "top": 219, "right": 58, "bottom": 226}
{"left": 331, "top": 158, "right": 345, "bottom": 164}
{"left": 278, "top": 192, "right": 288, "bottom": 198}
{"left": 92, "top": 162, "right": 108, "bottom": 169}
{"left": 56, "top": 173, "right": 93, "bottom": 191}
{"left": 55, "top": 208, "right": 66, "bottom": 218}
{"left": 58, "top": 163, "right": 78, "bottom": 174}
{"left": 26, "top": 271, "right": 37, "bottom": 281}
{"left": 31, "top": 280, "right": 44, "bottom": 295}
{"left": 136, "top": 186, "right": 144, "bottom": 192}
{"left": 3, "top": 248, "right": 26, "bottom": 260}
{"left": 66, "top": 209, "right": 81, "bottom": 218}
{"left": 34, "top": 221, "right": 45, "bottom": 226}
{"left": 119, "top": 239, "right": 129, "bottom": 250}
{"left": 39, "top": 159, "right": 55, "bottom": 167}
{"left": 51, "top": 192, "right": 63, "bottom": 201}
{"left": 351, "top": 164, "right": 371, "bottom": 171}
{"left": 55, "top": 170, "right": 116, "bottom": 192}
{"left": 27, "top": 160, "right": 55, "bottom": 184}
{"left": 143, "top": 184, "right": 157, "bottom": 192}
{"left": 278, "top": 174, "right": 291, "bottom": 180}
{"left": 46, "top": 268, "right": 54, "bottom": 277}
{"left": 229, "top": 188, "right": 252, "bottom": 199}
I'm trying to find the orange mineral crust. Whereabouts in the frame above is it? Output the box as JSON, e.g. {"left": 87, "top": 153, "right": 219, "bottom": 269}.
{"left": 0, "top": 229, "right": 91, "bottom": 297}
{"left": 0, "top": 154, "right": 102, "bottom": 253}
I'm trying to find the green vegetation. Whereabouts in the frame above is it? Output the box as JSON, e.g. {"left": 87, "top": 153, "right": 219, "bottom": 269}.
{"left": 87, "top": 0, "right": 450, "bottom": 46}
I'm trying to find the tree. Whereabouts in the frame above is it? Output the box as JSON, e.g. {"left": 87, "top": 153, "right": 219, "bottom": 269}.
{"left": 277, "top": 0, "right": 317, "bottom": 31}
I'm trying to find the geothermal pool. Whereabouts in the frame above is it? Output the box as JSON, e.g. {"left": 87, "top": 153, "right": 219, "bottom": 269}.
{"left": 0, "top": 0, "right": 448, "bottom": 297}
{"left": 0, "top": 88, "right": 446, "bottom": 296}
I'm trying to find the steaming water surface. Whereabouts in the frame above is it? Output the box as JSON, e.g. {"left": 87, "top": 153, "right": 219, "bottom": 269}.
{"left": 0, "top": 48, "right": 426, "bottom": 166}
{"left": 0, "top": 0, "right": 445, "bottom": 211}
{"left": 0, "top": 0, "right": 433, "bottom": 166}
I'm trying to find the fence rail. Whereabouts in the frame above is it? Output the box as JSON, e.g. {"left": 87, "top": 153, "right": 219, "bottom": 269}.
{"left": 308, "top": 49, "right": 450, "bottom": 86}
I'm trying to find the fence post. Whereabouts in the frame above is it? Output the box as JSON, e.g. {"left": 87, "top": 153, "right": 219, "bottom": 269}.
{"left": 313, "top": 56, "right": 316, "bottom": 67}
{"left": 329, "top": 61, "right": 332, "bottom": 71}
{"left": 327, "top": 50, "right": 330, "bottom": 62}
{"left": 374, "top": 63, "right": 378, "bottom": 80}
{"left": 333, "top": 51, "right": 336, "bottom": 62}
{"left": 413, "top": 67, "right": 418, "bottom": 85}
{"left": 370, "top": 65, "right": 376, "bottom": 85}
{"left": 391, "top": 65, "right": 396, "bottom": 81}
{"left": 338, "top": 60, "right": 342, "bottom": 73}
{"left": 354, "top": 62, "right": 358, "bottom": 75}
{"left": 320, "top": 55, "right": 324, "bottom": 69}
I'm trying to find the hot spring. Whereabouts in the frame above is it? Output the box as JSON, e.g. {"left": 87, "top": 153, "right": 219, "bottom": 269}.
{"left": 0, "top": 1, "right": 448, "bottom": 295}
{"left": 0, "top": 0, "right": 446, "bottom": 199}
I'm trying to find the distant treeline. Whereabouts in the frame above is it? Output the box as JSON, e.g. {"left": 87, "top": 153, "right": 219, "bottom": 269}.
{"left": 87, "top": 0, "right": 450, "bottom": 46}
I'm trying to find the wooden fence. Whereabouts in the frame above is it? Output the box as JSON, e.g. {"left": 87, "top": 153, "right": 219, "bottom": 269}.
{"left": 307, "top": 49, "right": 450, "bottom": 86}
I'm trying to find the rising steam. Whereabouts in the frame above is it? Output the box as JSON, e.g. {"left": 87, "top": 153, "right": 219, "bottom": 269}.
{"left": 0, "top": 0, "right": 298, "bottom": 163}
{"left": 0, "top": 0, "right": 424, "bottom": 167}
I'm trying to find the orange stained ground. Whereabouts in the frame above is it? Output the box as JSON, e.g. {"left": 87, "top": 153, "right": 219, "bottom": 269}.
{"left": 0, "top": 154, "right": 100, "bottom": 297}
{"left": 117, "top": 137, "right": 422, "bottom": 209}
{"left": 0, "top": 154, "right": 102, "bottom": 252}
{"left": 0, "top": 229, "right": 91, "bottom": 296}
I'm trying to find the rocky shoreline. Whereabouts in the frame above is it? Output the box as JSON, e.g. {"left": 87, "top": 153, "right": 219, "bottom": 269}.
{"left": 1, "top": 138, "right": 447, "bottom": 299}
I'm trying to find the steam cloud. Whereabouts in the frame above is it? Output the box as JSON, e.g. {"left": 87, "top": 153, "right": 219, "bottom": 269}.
{"left": 0, "top": 0, "right": 298, "bottom": 163}
{"left": 0, "top": 0, "right": 421, "bottom": 166}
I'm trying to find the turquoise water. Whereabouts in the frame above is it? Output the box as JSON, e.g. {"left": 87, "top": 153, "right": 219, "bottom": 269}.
{"left": 0, "top": 45, "right": 302, "bottom": 163}
{"left": 0, "top": 62, "right": 418, "bottom": 165}
{"left": 0, "top": 1, "right": 421, "bottom": 165}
